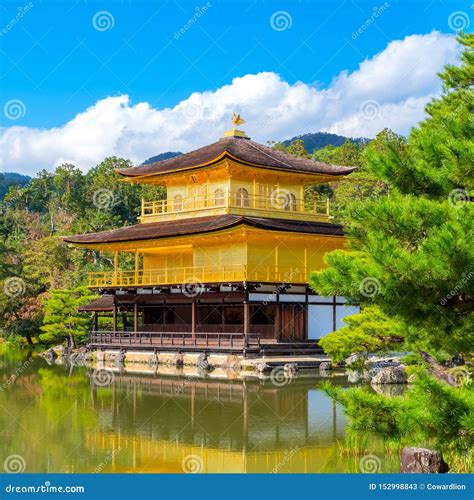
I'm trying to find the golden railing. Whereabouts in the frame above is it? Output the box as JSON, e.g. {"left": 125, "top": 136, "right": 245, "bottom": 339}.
{"left": 141, "top": 191, "right": 330, "bottom": 220}
{"left": 87, "top": 265, "right": 307, "bottom": 288}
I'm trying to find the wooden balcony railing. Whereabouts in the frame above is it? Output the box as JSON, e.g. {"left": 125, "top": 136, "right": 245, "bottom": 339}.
{"left": 89, "top": 330, "right": 261, "bottom": 351}
{"left": 140, "top": 191, "right": 331, "bottom": 221}
{"left": 87, "top": 265, "right": 307, "bottom": 288}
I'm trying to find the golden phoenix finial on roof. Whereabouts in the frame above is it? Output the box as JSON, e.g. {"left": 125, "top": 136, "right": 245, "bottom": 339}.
{"left": 231, "top": 113, "right": 246, "bottom": 127}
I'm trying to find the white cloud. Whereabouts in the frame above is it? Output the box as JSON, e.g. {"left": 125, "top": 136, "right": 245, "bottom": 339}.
{"left": 0, "top": 31, "right": 460, "bottom": 175}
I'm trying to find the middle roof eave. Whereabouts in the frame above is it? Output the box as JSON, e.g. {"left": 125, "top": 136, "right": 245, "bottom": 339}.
{"left": 62, "top": 214, "right": 345, "bottom": 246}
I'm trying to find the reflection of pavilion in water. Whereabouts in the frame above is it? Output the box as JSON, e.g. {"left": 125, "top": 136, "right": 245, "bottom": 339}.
{"left": 86, "top": 370, "right": 349, "bottom": 473}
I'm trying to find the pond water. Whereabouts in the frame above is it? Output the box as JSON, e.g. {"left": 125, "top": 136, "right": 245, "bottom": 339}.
{"left": 0, "top": 352, "right": 400, "bottom": 473}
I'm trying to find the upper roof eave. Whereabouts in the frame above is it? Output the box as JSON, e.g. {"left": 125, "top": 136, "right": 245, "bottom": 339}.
{"left": 116, "top": 137, "right": 356, "bottom": 179}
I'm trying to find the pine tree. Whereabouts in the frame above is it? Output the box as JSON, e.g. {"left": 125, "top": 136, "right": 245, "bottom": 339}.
{"left": 311, "top": 33, "right": 474, "bottom": 357}
{"left": 40, "top": 287, "right": 98, "bottom": 348}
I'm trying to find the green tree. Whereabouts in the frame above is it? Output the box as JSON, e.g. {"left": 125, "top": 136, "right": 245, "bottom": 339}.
{"left": 286, "top": 139, "right": 310, "bottom": 158}
{"left": 40, "top": 287, "right": 98, "bottom": 348}
{"left": 325, "top": 372, "right": 473, "bottom": 472}
{"left": 318, "top": 306, "right": 406, "bottom": 364}
{"left": 311, "top": 33, "right": 474, "bottom": 356}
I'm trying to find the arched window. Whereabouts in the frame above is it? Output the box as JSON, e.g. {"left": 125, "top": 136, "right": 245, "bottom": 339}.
{"left": 236, "top": 188, "right": 249, "bottom": 207}
{"left": 173, "top": 193, "right": 183, "bottom": 212}
{"left": 214, "top": 188, "right": 225, "bottom": 206}
{"left": 285, "top": 193, "right": 297, "bottom": 211}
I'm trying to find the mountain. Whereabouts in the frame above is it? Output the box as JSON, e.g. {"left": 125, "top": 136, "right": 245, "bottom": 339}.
{"left": 0, "top": 172, "right": 31, "bottom": 200}
{"left": 140, "top": 132, "right": 369, "bottom": 167}
{"left": 282, "top": 132, "right": 369, "bottom": 153}
{"left": 142, "top": 152, "right": 182, "bottom": 165}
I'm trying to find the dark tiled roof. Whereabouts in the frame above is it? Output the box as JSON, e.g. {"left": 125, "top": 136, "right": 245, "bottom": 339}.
{"left": 117, "top": 137, "right": 355, "bottom": 177}
{"left": 78, "top": 295, "right": 114, "bottom": 311}
{"left": 63, "top": 215, "right": 344, "bottom": 245}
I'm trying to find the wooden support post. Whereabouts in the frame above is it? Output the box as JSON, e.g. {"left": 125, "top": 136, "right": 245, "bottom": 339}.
{"left": 93, "top": 312, "right": 98, "bottom": 332}
{"left": 243, "top": 294, "right": 249, "bottom": 349}
{"left": 191, "top": 299, "right": 196, "bottom": 340}
{"left": 112, "top": 297, "right": 118, "bottom": 334}
{"left": 133, "top": 302, "right": 138, "bottom": 334}
{"left": 275, "top": 299, "right": 281, "bottom": 341}
{"left": 304, "top": 290, "right": 309, "bottom": 341}
{"left": 134, "top": 251, "right": 139, "bottom": 286}
{"left": 221, "top": 298, "right": 225, "bottom": 331}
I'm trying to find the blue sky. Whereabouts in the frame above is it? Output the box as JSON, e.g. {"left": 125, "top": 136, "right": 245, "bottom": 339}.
{"left": 0, "top": 0, "right": 471, "bottom": 173}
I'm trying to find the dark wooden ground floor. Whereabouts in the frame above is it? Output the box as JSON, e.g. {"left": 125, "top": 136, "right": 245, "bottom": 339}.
{"left": 82, "top": 287, "right": 352, "bottom": 355}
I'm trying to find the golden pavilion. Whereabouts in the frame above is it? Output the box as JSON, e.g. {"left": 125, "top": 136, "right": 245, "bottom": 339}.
{"left": 65, "top": 118, "right": 357, "bottom": 354}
